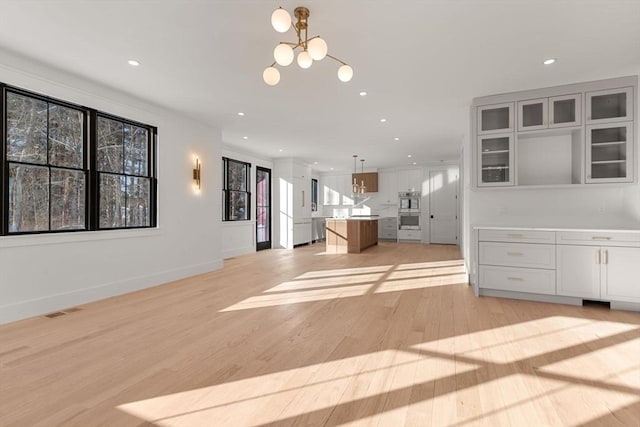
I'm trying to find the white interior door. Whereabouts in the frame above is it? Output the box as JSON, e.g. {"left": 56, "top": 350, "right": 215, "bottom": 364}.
{"left": 429, "top": 169, "right": 458, "bottom": 244}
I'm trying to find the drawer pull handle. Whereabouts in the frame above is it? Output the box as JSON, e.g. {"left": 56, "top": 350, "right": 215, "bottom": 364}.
{"left": 507, "top": 252, "right": 523, "bottom": 256}
{"left": 507, "top": 277, "right": 524, "bottom": 281}
{"left": 592, "top": 236, "right": 611, "bottom": 241}
{"left": 603, "top": 249, "right": 608, "bottom": 265}
{"left": 508, "top": 233, "right": 524, "bottom": 238}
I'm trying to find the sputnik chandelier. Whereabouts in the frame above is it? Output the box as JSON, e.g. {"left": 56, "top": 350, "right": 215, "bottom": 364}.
{"left": 263, "top": 6, "right": 354, "bottom": 86}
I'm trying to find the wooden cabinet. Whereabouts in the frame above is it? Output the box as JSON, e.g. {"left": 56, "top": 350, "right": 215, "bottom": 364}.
{"left": 517, "top": 94, "right": 581, "bottom": 131}
{"left": 351, "top": 172, "right": 378, "bottom": 193}
{"left": 586, "top": 87, "right": 633, "bottom": 124}
{"left": 326, "top": 219, "right": 378, "bottom": 253}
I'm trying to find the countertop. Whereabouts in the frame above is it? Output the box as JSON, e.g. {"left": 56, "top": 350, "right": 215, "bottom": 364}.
{"left": 474, "top": 223, "right": 640, "bottom": 233}
{"left": 327, "top": 216, "right": 382, "bottom": 221}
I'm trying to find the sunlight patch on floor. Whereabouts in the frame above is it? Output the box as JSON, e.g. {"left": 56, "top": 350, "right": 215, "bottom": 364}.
{"left": 220, "top": 261, "right": 468, "bottom": 312}
{"left": 219, "top": 284, "right": 373, "bottom": 311}
{"left": 265, "top": 272, "right": 386, "bottom": 292}
{"left": 117, "top": 349, "right": 479, "bottom": 427}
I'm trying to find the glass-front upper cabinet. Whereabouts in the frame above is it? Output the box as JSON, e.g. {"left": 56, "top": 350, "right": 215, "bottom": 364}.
{"left": 586, "top": 122, "right": 633, "bottom": 183}
{"left": 477, "top": 103, "right": 514, "bottom": 135}
{"left": 586, "top": 87, "right": 633, "bottom": 124}
{"left": 478, "top": 133, "right": 514, "bottom": 186}
{"left": 549, "top": 94, "right": 581, "bottom": 128}
{"left": 518, "top": 94, "right": 581, "bottom": 131}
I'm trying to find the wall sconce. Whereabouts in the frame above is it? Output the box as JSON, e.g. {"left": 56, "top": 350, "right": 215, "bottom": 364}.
{"left": 193, "top": 158, "right": 201, "bottom": 189}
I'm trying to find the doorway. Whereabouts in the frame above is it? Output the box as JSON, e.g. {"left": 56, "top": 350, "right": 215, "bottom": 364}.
{"left": 429, "top": 169, "right": 458, "bottom": 244}
{"left": 256, "top": 166, "right": 271, "bottom": 251}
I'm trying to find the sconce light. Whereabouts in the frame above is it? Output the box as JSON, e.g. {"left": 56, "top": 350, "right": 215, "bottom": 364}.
{"left": 193, "top": 158, "right": 201, "bottom": 189}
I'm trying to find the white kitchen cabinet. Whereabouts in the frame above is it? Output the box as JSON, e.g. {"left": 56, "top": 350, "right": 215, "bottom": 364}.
{"left": 586, "top": 87, "right": 633, "bottom": 124}
{"left": 477, "top": 227, "right": 640, "bottom": 309}
{"left": 378, "top": 217, "right": 398, "bottom": 240}
{"left": 477, "top": 102, "right": 514, "bottom": 134}
{"left": 473, "top": 76, "right": 637, "bottom": 189}
{"left": 274, "top": 158, "right": 312, "bottom": 249}
{"left": 517, "top": 94, "right": 581, "bottom": 131}
{"left": 586, "top": 122, "right": 633, "bottom": 183}
{"left": 603, "top": 247, "right": 640, "bottom": 302}
{"left": 556, "top": 245, "right": 601, "bottom": 298}
{"left": 557, "top": 245, "right": 640, "bottom": 303}
{"left": 378, "top": 170, "right": 398, "bottom": 205}
{"left": 397, "top": 168, "right": 423, "bottom": 193}
{"left": 478, "top": 133, "right": 514, "bottom": 187}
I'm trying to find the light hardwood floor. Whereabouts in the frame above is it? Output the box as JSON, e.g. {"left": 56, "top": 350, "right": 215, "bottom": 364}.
{"left": 1, "top": 242, "right": 639, "bottom": 427}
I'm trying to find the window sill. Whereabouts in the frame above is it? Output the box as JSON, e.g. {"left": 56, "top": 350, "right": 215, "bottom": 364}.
{"left": 0, "top": 227, "right": 163, "bottom": 248}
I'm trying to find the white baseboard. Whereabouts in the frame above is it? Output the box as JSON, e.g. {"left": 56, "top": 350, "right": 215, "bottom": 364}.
{"left": 0, "top": 259, "right": 223, "bottom": 325}
{"left": 222, "top": 245, "right": 255, "bottom": 259}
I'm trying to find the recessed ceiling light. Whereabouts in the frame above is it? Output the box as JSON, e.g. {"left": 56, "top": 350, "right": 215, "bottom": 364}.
{"left": 394, "top": 137, "right": 400, "bottom": 141}
{"left": 243, "top": 136, "right": 248, "bottom": 140}
{"left": 237, "top": 112, "right": 245, "bottom": 116}
{"left": 279, "top": 149, "right": 283, "bottom": 152}
{"left": 313, "top": 161, "right": 318, "bottom": 164}
{"left": 359, "top": 91, "right": 367, "bottom": 96}
{"left": 330, "top": 167, "right": 334, "bottom": 170}
{"left": 543, "top": 58, "right": 556, "bottom": 65}
{"left": 127, "top": 59, "right": 140, "bottom": 66}
{"left": 380, "top": 118, "right": 387, "bottom": 123}
{"left": 412, "top": 162, "right": 417, "bottom": 165}
{"left": 407, "top": 154, "right": 412, "bottom": 158}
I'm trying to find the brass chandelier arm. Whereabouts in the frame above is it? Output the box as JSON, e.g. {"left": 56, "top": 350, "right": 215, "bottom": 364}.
{"left": 326, "top": 54, "right": 348, "bottom": 66}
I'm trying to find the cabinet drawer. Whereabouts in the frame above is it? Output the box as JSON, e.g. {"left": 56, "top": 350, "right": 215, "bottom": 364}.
{"left": 478, "top": 229, "right": 556, "bottom": 244}
{"left": 380, "top": 230, "right": 398, "bottom": 239}
{"left": 398, "top": 230, "right": 421, "bottom": 240}
{"left": 479, "top": 266, "right": 556, "bottom": 295}
{"left": 556, "top": 231, "right": 640, "bottom": 247}
{"left": 479, "top": 242, "right": 555, "bottom": 269}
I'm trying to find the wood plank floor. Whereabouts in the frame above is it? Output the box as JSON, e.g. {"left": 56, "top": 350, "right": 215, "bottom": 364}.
{"left": 1, "top": 242, "right": 639, "bottom": 426}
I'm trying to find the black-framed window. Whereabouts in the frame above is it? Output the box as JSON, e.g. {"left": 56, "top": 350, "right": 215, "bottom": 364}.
{"left": 223, "top": 157, "right": 250, "bottom": 221}
{"left": 311, "top": 178, "right": 318, "bottom": 212}
{"left": 1, "top": 82, "right": 157, "bottom": 236}
{"left": 5, "top": 89, "right": 87, "bottom": 233}
{"left": 95, "top": 114, "right": 155, "bottom": 229}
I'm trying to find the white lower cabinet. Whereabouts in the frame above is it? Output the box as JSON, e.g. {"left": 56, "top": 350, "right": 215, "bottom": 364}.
{"left": 478, "top": 227, "right": 640, "bottom": 309}
{"left": 602, "top": 246, "right": 640, "bottom": 303}
{"left": 556, "top": 245, "right": 601, "bottom": 298}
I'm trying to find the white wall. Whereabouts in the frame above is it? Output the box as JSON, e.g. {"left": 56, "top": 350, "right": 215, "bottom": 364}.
{"left": 220, "top": 146, "right": 274, "bottom": 258}
{"left": 0, "top": 49, "right": 223, "bottom": 324}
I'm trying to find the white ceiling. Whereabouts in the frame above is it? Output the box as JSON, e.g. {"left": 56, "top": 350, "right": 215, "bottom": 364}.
{"left": 0, "top": 0, "right": 639, "bottom": 171}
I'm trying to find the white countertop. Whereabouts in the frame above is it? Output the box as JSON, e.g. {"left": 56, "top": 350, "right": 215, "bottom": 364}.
{"left": 474, "top": 223, "right": 640, "bottom": 233}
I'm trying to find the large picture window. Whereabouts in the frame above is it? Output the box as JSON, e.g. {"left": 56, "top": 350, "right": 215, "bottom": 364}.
{"left": 223, "top": 157, "right": 250, "bottom": 221}
{"left": 1, "top": 83, "right": 157, "bottom": 236}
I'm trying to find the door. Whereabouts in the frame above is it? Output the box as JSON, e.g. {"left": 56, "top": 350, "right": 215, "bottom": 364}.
{"left": 586, "top": 87, "right": 633, "bottom": 124}
{"left": 429, "top": 169, "right": 458, "bottom": 244}
{"left": 556, "top": 245, "right": 601, "bottom": 298}
{"left": 586, "top": 122, "right": 633, "bottom": 183}
{"left": 256, "top": 166, "right": 271, "bottom": 251}
{"left": 549, "top": 93, "right": 581, "bottom": 128}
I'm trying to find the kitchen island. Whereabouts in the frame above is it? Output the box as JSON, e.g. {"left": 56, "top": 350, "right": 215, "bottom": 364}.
{"left": 325, "top": 217, "right": 378, "bottom": 254}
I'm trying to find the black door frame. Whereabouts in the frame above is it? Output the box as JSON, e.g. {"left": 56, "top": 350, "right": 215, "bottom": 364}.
{"left": 256, "top": 166, "right": 272, "bottom": 251}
